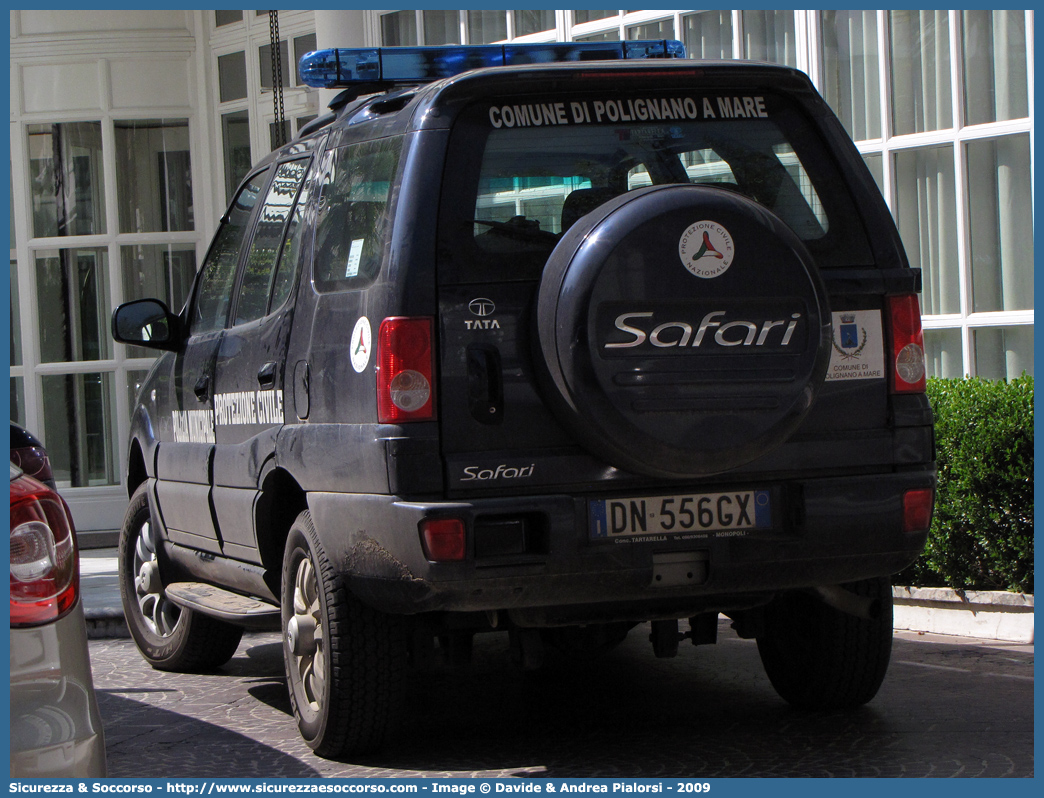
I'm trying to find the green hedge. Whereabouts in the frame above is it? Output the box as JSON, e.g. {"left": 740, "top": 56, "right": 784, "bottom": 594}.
{"left": 896, "top": 375, "right": 1034, "bottom": 594}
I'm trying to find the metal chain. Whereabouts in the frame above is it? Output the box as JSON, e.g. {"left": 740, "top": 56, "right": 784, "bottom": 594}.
{"left": 269, "top": 10, "right": 286, "bottom": 149}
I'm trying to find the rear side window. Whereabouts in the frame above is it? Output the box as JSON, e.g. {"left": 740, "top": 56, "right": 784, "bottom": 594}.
{"left": 312, "top": 136, "right": 403, "bottom": 292}
{"left": 233, "top": 158, "right": 310, "bottom": 326}
{"left": 440, "top": 90, "right": 872, "bottom": 282}
{"left": 192, "top": 170, "right": 267, "bottom": 334}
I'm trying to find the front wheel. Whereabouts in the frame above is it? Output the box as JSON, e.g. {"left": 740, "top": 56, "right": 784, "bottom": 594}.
{"left": 281, "top": 511, "right": 406, "bottom": 758}
{"left": 756, "top": 576, "right": 893, "bottom": 710}
{"left": 118, "top": 483, "right": 243, "bottom": 671}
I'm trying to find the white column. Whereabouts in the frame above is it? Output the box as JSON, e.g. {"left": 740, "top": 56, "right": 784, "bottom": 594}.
{"left": 314, "top": 10, "right": 369, "bottom": 108}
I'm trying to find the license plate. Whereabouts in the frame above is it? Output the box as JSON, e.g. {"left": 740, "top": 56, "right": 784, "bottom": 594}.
{"left": 590, "top": 490, "right": 771, "bottom": 539}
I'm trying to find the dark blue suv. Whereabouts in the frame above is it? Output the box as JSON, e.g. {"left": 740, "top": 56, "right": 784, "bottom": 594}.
{"left": 112, "top": 41, "right": 935, "bottom": 758}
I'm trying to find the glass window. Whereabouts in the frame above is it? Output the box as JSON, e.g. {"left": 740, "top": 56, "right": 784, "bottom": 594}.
{"left": 215, "top": 10, "right": 242, "bottom": 27}
{"left": 973, "top": 326, "right": 1033, "bottom": 380}
{"left": 271, "top": 171, "right": 312, "bottom": 313}
{"left": 967, "top": 135, "right": 1032, "bottom": 313}
{"left": 218, "top": 52, "right": 248, "bottom": 103}
{"left": 963, "top": 11, "right": 1029, "bottom": 126}
{"left": 443, "top": 91, "right": 872, "bottom": 284}
{"left": 425, "top": 11, "right": 460, "bottom": 44}
{"left": 514, "top": 11, "right": 555, "bottom": 37}
{"left": 121, "top": 242, "right": 196, "bottom": 359}
{"left": 821, "top": 11, "right": 881, "bottom": 141}
{"left": 259, "top": 40, "right": 291, "bottom": 91}
{"left": 11, "top": 377, "right": 25, "bottom": 427}
{"left": 313, "top": 138, "right": 403, "bottom": 292}
{"left": 10, "top": 261, "right": 21, "bottom": 367}
{"left": 889, "top": 11, "right": 951, "bottom": 135}
{"left": 627, "top": 19, "right": 675, "bottom": 40}
{"left": 574, "top": 11, "right": 617, "bottom": 25}
{"left": 893, "top": 145, "right": 958, "bottom": 316}
{"left": 115, "top": 119, "right": 193, "bottom": 234}
{"left": 192, "top": 171, "right": 267, "bottom": 334}
{"left": 575, "top": 30, "right": 619, "bottom": 43}
{"left": 682, "top": 11, "right": 733, "bottom": 60}
{"left": 28, "top": 122, "right": 106, "bottom": 238}
{"left": 40, "top": 372, "right": 119, "bottom": 487}
{"left": 294, "top": 33, "right": 317, "bottom": 86}
{"left": 121, "top": 243, "right": 196, "bottom": 311}
{"left": 382, "top": 11, "right": 417, "bottom": 46}
{"left": 923, "top": 328, "right": 963, "bottom": 378}
{"left": 468, "top": 11, "right": 506, "bottom": 44}
{"left": 222, "top": 110, "right": 252, "bottom": 204}
{"left": 742, "top": 10, "right": 796, "bottom": 67}
{"left": 234, "top": 160, "right": 309, "bottom": 326}
{"left": 35, "top": 248, "right": 111, "bottom": 363}
{"left": 862, "top": 153, "right": 884, "bottom": 197}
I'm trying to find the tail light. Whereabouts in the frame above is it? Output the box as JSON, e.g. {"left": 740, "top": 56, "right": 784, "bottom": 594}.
{"left": 420, "top": 518, "right": 466, "bottom": 562}
{"left": 10, "top": 476, "right": 79, "bottom": 627}
{"left": 377, "top": 317, "right": 436, "bottom": 423}
{"left": 886, "top": 294, "right": 927, "bottom": 394}
{"left": 903, "top": 488, "right": 935, "bottom": 534}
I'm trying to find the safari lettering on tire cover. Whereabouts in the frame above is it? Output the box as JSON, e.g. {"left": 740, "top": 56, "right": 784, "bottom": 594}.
{"left": 604, "top": 310, "right": 803, "bottom": 351}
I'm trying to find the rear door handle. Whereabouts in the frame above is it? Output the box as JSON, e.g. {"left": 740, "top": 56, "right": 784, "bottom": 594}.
{"left": 257, "top": 361, "right": 277, "bottom": 388}
{"left": 194, "top": 374, "right": 211, "bottom": 402}
{"left": 466, "top": 344, "right": 503, "bottom": 425}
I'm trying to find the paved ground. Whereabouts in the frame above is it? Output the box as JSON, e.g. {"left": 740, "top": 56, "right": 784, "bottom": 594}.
{"left": 88, "top": 621, "right": 1034, "bottom": 779}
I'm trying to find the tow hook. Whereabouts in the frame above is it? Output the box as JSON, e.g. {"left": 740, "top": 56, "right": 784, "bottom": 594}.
{"left": 814, "top": 585, "right": 881, "bottom": 620}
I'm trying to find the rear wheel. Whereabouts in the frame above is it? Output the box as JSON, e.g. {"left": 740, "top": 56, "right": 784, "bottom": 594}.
{"left": 281, "top": 510, "right": 406, "bottom": 758}
{"left": 118, "top": 483, "right": 243, "bottom": 671}
{"left": 756, "top": 576, "right": 893, "bottom": 709}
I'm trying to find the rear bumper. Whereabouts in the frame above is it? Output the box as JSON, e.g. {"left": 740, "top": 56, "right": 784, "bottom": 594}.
{"left": 307, "top": 467, "right": 934, "bottom": 621}
{"left": 10, "top": 603, "right": 108, "bottom": 778}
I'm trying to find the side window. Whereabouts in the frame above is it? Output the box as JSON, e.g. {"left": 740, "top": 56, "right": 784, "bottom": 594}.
{"left": 233, "top": 159, "right": 310, "bottom": 326}
{"left": 192, "top": 171, "right": 267, "bottom": 334}
{"left": 312, "top": 136, "right": 402, "bottom": 292}
{"left": 270, "top": 170, "right": 312, "bottom": 312}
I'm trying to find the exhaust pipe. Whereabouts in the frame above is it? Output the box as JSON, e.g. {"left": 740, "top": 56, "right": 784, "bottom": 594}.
{"left": 814, "top": 585, "right": 882, "bottom": 620}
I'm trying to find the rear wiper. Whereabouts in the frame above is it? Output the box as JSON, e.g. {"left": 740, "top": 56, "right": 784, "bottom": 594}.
{"left": 470, "top": 216, "right": 560, "bottom": 244}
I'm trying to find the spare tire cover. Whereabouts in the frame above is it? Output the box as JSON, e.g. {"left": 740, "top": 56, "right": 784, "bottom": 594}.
{"left": 535, "top": 184, "right": 830, "bottom": 478}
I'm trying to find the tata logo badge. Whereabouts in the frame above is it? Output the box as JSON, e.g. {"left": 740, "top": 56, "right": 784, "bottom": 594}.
{"left": 678, "top": 220, "right": 735, "bottom": 278}
{"left": 350, "top": 316, "right": 372, "bottom": 373}
{"left": 469, "top": 298, "right": 496, "bottom": 316}
{"left": 466, "top": 297, "right": 501, "bottom": 330}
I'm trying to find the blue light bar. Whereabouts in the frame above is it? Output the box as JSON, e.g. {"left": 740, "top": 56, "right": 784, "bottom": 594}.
{"left": 299, "top": 41, "right": 687, "bottom": 89}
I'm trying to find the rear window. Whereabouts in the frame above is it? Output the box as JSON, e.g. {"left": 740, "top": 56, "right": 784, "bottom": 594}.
{"left": 439, "top": 90, "right": 872, "bottom": 282}
{"left": 312, "top": 136, "right": 403, "bottom": 292}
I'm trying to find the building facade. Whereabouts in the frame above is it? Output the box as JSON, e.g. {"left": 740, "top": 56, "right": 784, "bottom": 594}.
{"left": 8, "top": 9, "right": 1034, "bottom": 532}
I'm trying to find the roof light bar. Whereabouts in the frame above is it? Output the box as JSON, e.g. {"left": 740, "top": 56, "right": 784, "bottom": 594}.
{"left": 299, "top": 41, "right": 687, "bottom": 89}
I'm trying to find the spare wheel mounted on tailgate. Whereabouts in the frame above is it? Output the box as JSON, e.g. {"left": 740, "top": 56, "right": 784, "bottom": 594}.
{"left": 535, "top": 183, "right": 831, "bottom": 478}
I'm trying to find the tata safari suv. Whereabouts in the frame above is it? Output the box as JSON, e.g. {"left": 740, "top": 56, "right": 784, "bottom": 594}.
{"left": 111, "top": 41, "right": 935, "bottom": 759}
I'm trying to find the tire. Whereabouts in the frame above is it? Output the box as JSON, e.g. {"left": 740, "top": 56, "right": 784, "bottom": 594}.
{"left": 118, "top": 483, "right": 243, "bottom": 672}
{"left": 756, "top": 576, "right": 893, "bottom": 710}
{"left": 281, "top": 510, "right": 406, "bottom": 758}
{"left": 535, "top": 184, "right": 831, "bottom": 478}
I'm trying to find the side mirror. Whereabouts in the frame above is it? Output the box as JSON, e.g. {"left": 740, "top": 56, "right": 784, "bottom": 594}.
{"left": 111, "top": 299, "right": 181, "bottom": 351}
